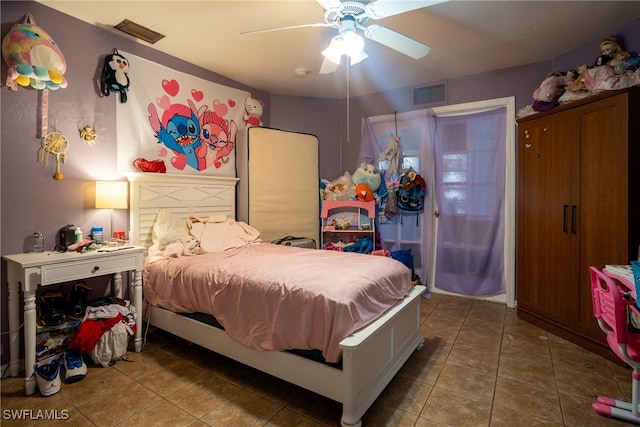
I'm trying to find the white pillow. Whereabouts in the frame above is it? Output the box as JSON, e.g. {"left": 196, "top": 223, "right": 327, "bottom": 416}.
{"left": 189, "top": 217, "right": 261, "bottom": 252}
{"left": 152, "top": 209, "right": 190, "bottom": 248}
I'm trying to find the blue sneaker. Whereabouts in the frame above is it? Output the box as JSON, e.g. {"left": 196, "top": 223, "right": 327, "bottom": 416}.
{"left": 35, "top": 360, "right": 61, "bottom": 396}
{"left": 64, "top": 350, "right": 87, "bottom": 383}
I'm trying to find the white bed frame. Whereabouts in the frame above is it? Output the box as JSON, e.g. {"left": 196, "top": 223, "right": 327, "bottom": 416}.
{"left": 128, "top": 172, "right": 425, "bottom": 427}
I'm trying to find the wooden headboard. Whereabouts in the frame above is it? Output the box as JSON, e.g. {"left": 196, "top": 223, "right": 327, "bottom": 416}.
{"left": 128, "top": 173, "right": 239, "bottom": 248}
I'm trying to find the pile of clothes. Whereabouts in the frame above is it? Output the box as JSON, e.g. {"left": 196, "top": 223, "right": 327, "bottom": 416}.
{"left": 67, "top": 296, "right": 136, "bottom": 367}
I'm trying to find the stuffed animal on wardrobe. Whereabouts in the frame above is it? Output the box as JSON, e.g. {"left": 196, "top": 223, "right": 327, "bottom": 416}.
{"left": 243, "top": 95, "right": 264, "bottom": 127}
{"left": 100, "top": 49, "right": 130, "bottom": 103}
{"left": 532, "top": 71, "right": 575, "bottom": 103}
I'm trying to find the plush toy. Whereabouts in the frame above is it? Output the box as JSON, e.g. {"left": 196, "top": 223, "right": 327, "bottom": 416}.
{"left": 100, "top": 49, "right": 130, "bottom": 103}
{"left": 378, "top": 134, "right": 403, "bottom": 186}
{"left": 400, "top": 169, "right": 426, "bottom": 192}
{"left": 343, "top": 236, "right": 373, "bottom": 254}
{"left": 531, "top": 70, "right": 577, "bottom": 112}
{"left": 323, "top": 171, "right": 356, "bottom": 200}
{"left": 243, "top": 95, "right": 264, "bottom": 127}
{"left": 1, "top": 13, "right": 67, "bottom": 91}
{"left": 334, "top": 218, "right": 351, "bottom": 230}
{"left": 352, "top": 163, "right": 381, "bottom": 192}
{"left": 355, "top": 183, "right": 375, "bottom": 202}
{"left": 532, "top": 71, "right": 575, "bottom": 103}
{"left": 133, "top": 158, "right": 167, "bottom": 173}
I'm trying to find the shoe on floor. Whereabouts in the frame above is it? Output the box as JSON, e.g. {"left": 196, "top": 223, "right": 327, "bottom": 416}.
{"left": 38, "top": 291, "right": 66, "bottom": 326}
{"left": 35, "top": 360, "right": 61, "bottom": 397}
{"left": 64, "top": 350, "right": 87, "bottom": 383}
{"left": 67, "top": 281, "right": 92, "bottom": 321}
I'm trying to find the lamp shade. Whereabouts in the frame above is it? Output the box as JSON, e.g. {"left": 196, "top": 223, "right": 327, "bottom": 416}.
{"left": 322, "top": 36, "right": 343, "bottom": 65}
{"left": 95, "top": 181, "right": 128, "bottom": 209}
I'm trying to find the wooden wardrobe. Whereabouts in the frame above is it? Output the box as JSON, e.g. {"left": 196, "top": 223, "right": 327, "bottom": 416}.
{"left": 516, "top": 87, "right": 640, "bottom": 360}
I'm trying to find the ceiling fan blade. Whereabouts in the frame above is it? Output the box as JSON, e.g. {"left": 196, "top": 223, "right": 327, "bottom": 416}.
{"left": 319, "top": 56, "right": 340, "bottom": 74}
{"left": 365, "top": 0, "right": 448, "bottom": 19}
{"left": 316, "top": 0, "right": 344, "bottom": 13}
{"left": 364, "top": 25, "right": 431, "bottom": 59}
{"left": 241, "top": 22, "right": 331, "bottom": 35}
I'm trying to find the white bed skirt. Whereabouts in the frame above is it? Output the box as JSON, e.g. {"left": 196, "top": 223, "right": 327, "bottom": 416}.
{"left": 148, "top": 285, "right": 426, "bottom": 427}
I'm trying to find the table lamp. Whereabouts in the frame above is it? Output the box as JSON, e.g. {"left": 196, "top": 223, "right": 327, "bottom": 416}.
{"left": 95, "top": 180, "right": 128, "bottom": 241}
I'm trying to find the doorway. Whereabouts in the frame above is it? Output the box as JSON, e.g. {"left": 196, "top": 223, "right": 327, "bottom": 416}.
{"left": 361, "top": 97, "right": 515, "bottom": 307}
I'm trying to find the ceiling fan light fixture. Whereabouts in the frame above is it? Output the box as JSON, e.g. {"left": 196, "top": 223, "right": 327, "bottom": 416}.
{"left": 322, "top": 36, "right": 343, "bottom": 65}
{"left": 349, "top": 49, "right": 369, "bottom": 65}
{"left": 338, "top": 15, "right": 364, "bottom": 57}
{"left": 341, "top": 30, "right": 364, "bottom": 57}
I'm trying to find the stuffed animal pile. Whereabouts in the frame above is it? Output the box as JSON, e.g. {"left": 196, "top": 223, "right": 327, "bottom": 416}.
{"left": 321, "top": 163, "right": 384, "bottom": 202}
{"left": 518, "top": 34, "right": 640, "bottom": 118}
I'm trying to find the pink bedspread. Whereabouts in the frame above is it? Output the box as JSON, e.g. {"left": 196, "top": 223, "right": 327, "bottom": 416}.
{"left": 144, "top": 243, "right": 411, "bottom": 362}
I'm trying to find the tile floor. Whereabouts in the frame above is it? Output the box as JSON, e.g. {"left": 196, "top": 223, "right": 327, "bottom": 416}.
{"left": 1, "top": 293, "right": 634, "bottom": 426}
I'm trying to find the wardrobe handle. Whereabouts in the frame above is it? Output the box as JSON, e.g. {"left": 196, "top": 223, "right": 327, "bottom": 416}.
{"left": 571, "top": 205, "right": 577, "bottom": 234}
{"left": 563, "top": 205, "right": 568, "bottom": 233}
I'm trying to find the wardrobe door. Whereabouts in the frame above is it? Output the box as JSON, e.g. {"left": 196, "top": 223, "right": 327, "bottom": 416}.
{"left": 574, "top": 93, "right": 629, "bottom": 336}
{"left": 517, "top": 115, "right": 574, "bottom": 325}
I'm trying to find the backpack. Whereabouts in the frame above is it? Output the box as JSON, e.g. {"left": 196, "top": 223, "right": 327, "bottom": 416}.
{"left": 397, "top": 169, "right": 426, "bottom": 212}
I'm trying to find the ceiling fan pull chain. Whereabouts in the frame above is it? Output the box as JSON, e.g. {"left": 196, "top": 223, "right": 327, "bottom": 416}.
{"left": 394, "top": 110, "right": 399, "bottom": 137}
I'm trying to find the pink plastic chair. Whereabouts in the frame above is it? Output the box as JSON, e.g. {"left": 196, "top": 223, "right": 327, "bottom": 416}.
{"left": 590, "top": 266, "right": 640, "bottom": 424}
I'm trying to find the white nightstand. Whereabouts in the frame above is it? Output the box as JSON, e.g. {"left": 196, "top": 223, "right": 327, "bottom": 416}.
{"left": 2, "top": 246, "right": 145, "bottom": 395}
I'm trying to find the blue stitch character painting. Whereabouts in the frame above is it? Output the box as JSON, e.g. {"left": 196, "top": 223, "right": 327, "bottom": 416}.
{"left": 120, "top": 59, "right": 249, "bottom": 177}
{"left": 148, "top": 98, "right": 206, "bottom": 171}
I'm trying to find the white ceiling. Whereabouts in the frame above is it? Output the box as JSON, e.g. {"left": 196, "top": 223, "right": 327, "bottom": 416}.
{"left": 37, "top": 0, "right": 640, "bottom": 99}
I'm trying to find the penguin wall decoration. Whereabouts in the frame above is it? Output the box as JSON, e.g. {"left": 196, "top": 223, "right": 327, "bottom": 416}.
{"left": 100, "top": 49, "right": 130, "bottom": 103}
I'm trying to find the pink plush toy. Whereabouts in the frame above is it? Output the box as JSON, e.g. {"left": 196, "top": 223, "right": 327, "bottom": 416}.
{"left": 532, "top": 71, "right": 575, "bottom": 103}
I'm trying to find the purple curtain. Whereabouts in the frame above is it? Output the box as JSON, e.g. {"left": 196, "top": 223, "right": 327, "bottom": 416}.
{"left": 359, "top": 111, "right": 435, "bottom": 288}
{"left": 433, "top": 108, "right": 506, "bottom": 296}
{"left": 358, "top": 118, "right": 380, "bottom": 166}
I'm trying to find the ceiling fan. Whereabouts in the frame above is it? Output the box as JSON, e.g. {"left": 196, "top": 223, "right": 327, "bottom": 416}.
{"left": 242, "top": 0, "right": 446, "bottom": 74}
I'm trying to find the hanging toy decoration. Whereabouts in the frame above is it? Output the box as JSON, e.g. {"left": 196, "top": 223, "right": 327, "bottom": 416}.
{"left": 39, "top": 120, "right": 69, "bottom": 180}
{"left": 1, "top": 13, "right": 67, "bottom": 91}
{"left": 79, "top": 125, "right": 97, "bottom": 144}
{"left": 100, "top": 48, "right": 130, "bottom": 103}
{"left": 2, "top": 13, "right": 67, "bottom": 138}
{"left": 379, "top": 133, "right": 403, "bottom": 187}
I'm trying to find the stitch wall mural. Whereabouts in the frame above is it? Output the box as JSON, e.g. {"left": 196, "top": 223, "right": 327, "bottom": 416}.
{"left": 115, "top": 51, "right": 250, "bottom": 177}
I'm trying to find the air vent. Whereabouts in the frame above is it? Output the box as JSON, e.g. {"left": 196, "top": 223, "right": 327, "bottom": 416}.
{"left": 413, "top": 83, "right": 446, "bottom": 105}
{"left": 114, "top": 19, "right": 165, "bottom": 44}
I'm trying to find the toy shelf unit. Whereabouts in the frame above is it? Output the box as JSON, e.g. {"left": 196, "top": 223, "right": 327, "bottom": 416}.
{"left": 36, "top": 320, "right": 80, "bottom": 365}
{"left": 321, "top": 200, "right": 375, "bottom": 249}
